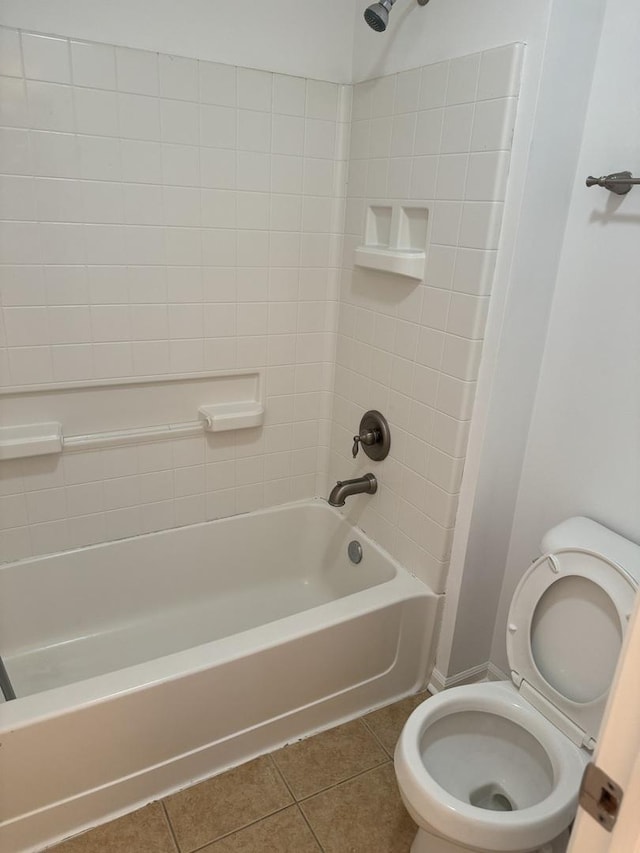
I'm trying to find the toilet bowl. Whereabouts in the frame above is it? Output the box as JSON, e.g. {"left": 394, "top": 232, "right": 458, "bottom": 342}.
{"left": 395, "top": 517, "right": 640, "bottom": 853}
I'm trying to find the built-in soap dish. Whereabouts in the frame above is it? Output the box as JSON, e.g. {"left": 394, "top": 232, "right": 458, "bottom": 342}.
{"left": 0, "top": 422, "right": 63, "bottom": 460}
{"left": 354, "top": 204, "right": 428, "bottom": 281}
{"left": 198, "top": 401, "right": 264, "bottom": 432}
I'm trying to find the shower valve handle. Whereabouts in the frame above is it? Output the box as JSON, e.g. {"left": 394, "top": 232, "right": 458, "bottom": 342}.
{"left": 352, "top": 430, "right": 378, "bottom": 458}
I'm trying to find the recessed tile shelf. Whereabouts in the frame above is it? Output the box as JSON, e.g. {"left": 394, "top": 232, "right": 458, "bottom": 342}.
{"left": 354, "top": 204, "right": 429, "bottom": 281}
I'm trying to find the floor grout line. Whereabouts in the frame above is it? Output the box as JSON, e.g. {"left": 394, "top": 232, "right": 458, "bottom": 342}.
{"left": 268, "top": 754, "right": 326, "bottom": 852}
{"left": 160, "top": 800, "right": 182, "bottom": 853}
{"left": 185, "top": 802, "right": 297, "bottom": 853}
{"left": 296, "top": 758, "right": 393, "bottom": 805}
{"left": 296, "top": 802, "right": 326, "bottom": 853}
{"left": 360, "top": 714, "right": 395, "bottom": 759}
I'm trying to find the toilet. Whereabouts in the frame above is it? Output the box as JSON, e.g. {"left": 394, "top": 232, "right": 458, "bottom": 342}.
{"left": 395, "top": 517, "right": 639, "bottom": 853}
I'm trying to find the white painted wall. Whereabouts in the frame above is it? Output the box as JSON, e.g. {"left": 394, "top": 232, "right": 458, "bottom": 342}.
{"left": 490, "top": 0, "right": 640, "bottom": 674}
{"left": 0, "top": 0, "right": 355, "bottom": 82}
{"left": 352, "top": 0, "right": 550, "bottom": 81}
{"left": 439, "top": 0, "right": 608, "bottom": 680}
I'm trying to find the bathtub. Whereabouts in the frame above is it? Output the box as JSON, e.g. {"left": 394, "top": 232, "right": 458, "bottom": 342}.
{"left": 0, "top": 499, "right": 440, "bottom": 852}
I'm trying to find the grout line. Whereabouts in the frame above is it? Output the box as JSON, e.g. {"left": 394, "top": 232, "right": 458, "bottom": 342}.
{"left": 185, "top": 803, "right": 296, "bottom": 853}
{"left": 160, "top": 800, "right": 182, "bottom": 853}
{"left": 296, "top": 803, "right": 326, "bottom": 853}
{"left": 296, "top": 758, "right": 393, "bottom": 805}
{"left": 360, "top": 713, "right": 394, "bottom": 758}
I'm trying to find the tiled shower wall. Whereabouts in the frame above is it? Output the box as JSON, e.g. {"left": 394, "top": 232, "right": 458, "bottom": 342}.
{"left": 330, "top": 45, "right": 522, "bottom": 593}
{"left": 0, "top": 28, "right": 521, "bottom": 577}
{"left": 0, "top": 26, "right": 349, "bottom": 560}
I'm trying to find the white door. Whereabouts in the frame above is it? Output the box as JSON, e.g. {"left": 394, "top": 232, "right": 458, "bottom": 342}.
{"left": 568, "top": 591, "right": 640, "bottom": 852}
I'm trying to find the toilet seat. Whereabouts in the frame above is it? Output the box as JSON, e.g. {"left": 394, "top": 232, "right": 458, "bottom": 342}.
{"left": 507, "top": 548, "right": 637, "bottom": 748}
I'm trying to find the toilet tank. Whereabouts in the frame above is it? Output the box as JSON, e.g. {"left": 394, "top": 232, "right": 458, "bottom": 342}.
{"left": 542, "top": 516, "right": 640, "bottom": 585}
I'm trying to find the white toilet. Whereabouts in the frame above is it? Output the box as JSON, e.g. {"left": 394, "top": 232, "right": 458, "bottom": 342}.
{"left": 395, "top": 517, "right": 639, "bottom": 853}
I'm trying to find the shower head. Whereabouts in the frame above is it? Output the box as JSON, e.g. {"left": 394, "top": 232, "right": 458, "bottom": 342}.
{"left": 364, "top": 0, "right": 395, "bottom": 32}
{"left": 364, "top": 0, "right": 429, "bottom": 32}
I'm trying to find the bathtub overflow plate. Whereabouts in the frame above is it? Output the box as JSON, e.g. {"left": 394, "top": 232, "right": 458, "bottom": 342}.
{"left": 348, "top": 540, "right": 363, "bottom": 564}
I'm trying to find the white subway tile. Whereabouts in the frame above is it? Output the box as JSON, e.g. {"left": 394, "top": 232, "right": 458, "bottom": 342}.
{"left": 237, "top": 109, "right": 271, "bottom": 152}
{"left": 201, "top": 188, "right": 237, "bottom": 228}
{"left": 478, "top": 44, "right": 523, "bottom": 100}
{"left": 237, "top": 68, "right": 272, "bottom": 111}
{"left": 159, "top": 54, "right": 198, "bottom": 101}
{"left": 22, "top": 34, "right": 70, "bottom": 84}
{"left": 441, "top": 103, "right": 474, "bottom": 154}
{"left": 120, "top": 139, "right": 162, "bottom": 184}
{"left": 0, "top": 174, "right": 36, "bottom": 219}
{"left": 453, "top": 248, "right": 496, "bottom": 296}
{"left": 0, "top": 76, "right": 28, "bottom": 127}
{"left": 419, "top": 61, "right": 448, "bottom": 110}
{"left": 271, "top": 155, "right": 303, "bottom": 194}
{"left": 0, "top": 28, "right": 22, "bottom": 77}
{"left": 395, "top": 69, "right": 421, "bottom": 114}
{"left": 371, "top": 75, "right": 396, "bottom": 118}
{"left": 160, "top": 98, "right": 199, "bottom": 145}
{"left": 459, "top": 201, "right": 504, "bottom": 249}
{"left": 304, "top": 119, "right": 336, "bottom": 159}
{"left": 93, "top": 341, "right": 133, "bottom": 377}
{"left": 200, "top": 104, "right": 236, "bottom": 148}
{"left": 74, "top": 86, "right": 119, "bottom": 136}
{"left": 27, "top": 81, "right": 74, "bottom": 131}
{"left": 199, "top": 61, "right": 236, "bottom": 107}
{"left": 51, "top": 343, "right": 93, "bottom": 380}
{"left": 8, "top": 345, "right": 53, "bottom": 384}
{"left": 79, "top": 135, "right": 121, "bottom": 180}
{"left": 163, "top": 185, "right": 201, "bottom": 227}
{"left": 272, "top": 114, "right": 304, "bottom": 156}
{"left": 237, "top": 151, "right": 270, "bottom": 192}
{"left": 71, "top": 41, "right": 116, "bottom": 89}
{"left": 162, "top": 143, "right": 199, "bottom": 186}
{"left": 237, "top": 191, "right": 269, "bottom": 230}
{"left": 414, "top": 109, "right": 443, "bottom": 156}
{"left": 436, "top": 153, "right": 468, "bottom": 200}
{"left": 116, "top": 47, "right": 158, "bottom": 96}
{"left": 273, "top": 74, "right": 306, "bottom": 116}
{"left": 200, "top": 146, "right": 236, "bottom": 189}
{"left": 0, "top": 127, "right": 31, "bottom": 174}
{"left": 306, "top": 80, "right": 338, "bottom": 121}
{"left": 390, "top": 113, "right": 416, "bottom": 157}
{"left": 445, "top": 53, "right": 480, "bottom": 105}
{"left": 465, "top": 150, "right": 510, "bottom": 201}
{"left": 118, "top": 92, "right": 161, "bottom": 141}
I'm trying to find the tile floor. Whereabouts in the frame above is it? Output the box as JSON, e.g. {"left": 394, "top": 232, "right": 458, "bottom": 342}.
{"left": 46, "top": 691, "right": 429, "bottom": 853}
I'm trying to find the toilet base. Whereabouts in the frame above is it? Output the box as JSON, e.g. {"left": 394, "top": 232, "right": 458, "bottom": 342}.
{"left": 409, "top": 826, "right": 570, "bottom": 853}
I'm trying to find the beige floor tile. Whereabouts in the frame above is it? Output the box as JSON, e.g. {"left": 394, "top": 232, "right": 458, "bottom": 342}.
{"left": 47, "top": 803, "right": 176, "bottom": 853}
{"left": 163, "top": 756, "right": 292, "bottom": 852}
{"left": 301, "top": 763, "right": 416, "bottom": 853}
{"left": 272, "top": 719, "right": 388, "bottom": 800}
{"left": 200, "top": 805, "right": 321, "bottom": 852}
{"left": 363, "top": 691, "right": 430, "bottom": 756}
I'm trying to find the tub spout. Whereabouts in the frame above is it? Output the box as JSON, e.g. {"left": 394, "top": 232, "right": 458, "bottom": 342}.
{"left": 328, "top": 473, "right": 377, "bottom": 507}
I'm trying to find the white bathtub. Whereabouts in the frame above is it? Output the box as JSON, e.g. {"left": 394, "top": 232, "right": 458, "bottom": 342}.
{"left": 0, "top": 499, "right": 440, "bottom": 853}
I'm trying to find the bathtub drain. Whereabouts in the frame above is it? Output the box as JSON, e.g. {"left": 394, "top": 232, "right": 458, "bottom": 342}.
{"left": 348, "top": 540, "right": 363, "bottom": 564}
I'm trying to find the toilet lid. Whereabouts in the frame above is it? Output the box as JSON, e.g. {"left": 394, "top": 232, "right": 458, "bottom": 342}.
{"left": 507, "top": 548, "right": 637, "bottom": 747}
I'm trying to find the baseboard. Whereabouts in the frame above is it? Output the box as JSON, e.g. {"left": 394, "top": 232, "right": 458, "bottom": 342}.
{"left": 428, "top": 661, "right": 508, "bottom": 693}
